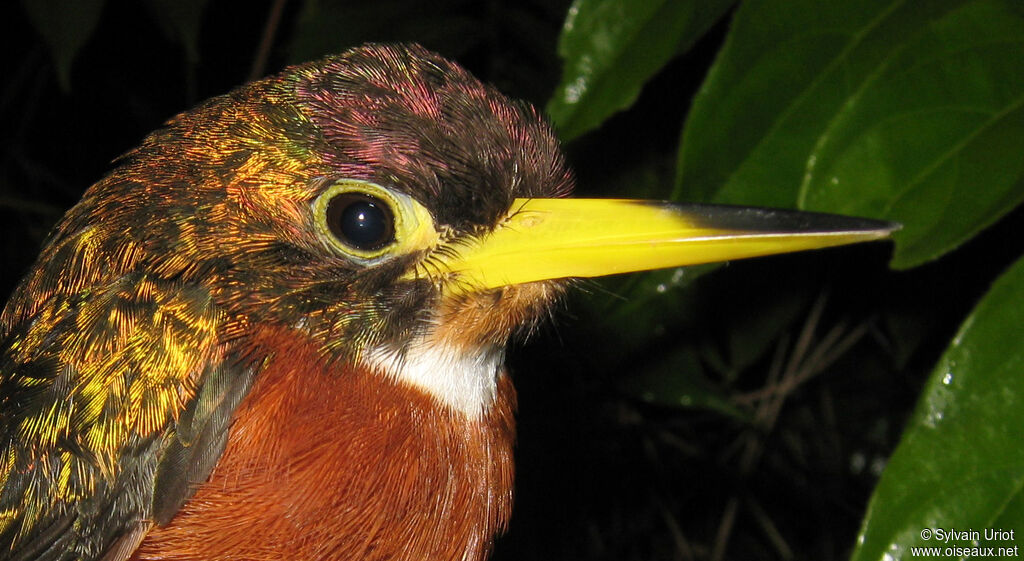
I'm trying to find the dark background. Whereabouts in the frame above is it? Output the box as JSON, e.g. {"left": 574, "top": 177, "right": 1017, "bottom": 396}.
{"left": 2, "top": 1, "right": 1019, "bottom": 559}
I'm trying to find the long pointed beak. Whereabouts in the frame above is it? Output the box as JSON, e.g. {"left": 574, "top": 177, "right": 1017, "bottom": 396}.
{"left": 415, "top": 198, "right": 898, "bottom": 292}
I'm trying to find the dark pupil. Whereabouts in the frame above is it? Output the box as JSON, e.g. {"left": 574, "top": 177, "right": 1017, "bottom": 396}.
{"left": 326, "top": 194, "right": 395, "bottom": 251}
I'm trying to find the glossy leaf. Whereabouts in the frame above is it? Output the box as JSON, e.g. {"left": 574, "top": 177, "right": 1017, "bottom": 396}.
{"left": 547, "top": 0, "right": 734, "bottom": 141}
{"left": 800, "top": 0, "right": 1024, "bottom": 268}
{"left": 21, "top": 0, "right": 107, "bottom": 90}
{"left": 675, "top": 0, "right": 1024, "bottom": 268}
{"left": 850, "top": 255, "right": 1024, "bottom": 561}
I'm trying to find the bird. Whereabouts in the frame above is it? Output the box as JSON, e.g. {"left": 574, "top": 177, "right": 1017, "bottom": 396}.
{"left": 0, "top": 43, "right": 895, "bottom": 561}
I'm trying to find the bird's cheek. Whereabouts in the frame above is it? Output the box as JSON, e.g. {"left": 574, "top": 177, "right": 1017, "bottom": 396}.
{"left": 432, "top": 280, "right": 564, "bottom": 348}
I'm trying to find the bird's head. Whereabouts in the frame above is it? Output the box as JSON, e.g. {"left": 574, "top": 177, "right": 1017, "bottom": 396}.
{"left": 6, "top": 43, "right": 893, "bottom": 420}
{"left": 5, "top": 45, "right": 571, "bottom": 420}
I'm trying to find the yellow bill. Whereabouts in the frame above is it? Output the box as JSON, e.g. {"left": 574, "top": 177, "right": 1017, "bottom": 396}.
{"left": 418, "top": 198, "right": 898, "bottom": 292}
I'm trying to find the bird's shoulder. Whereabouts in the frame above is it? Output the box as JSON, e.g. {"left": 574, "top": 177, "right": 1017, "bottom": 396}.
{"left": 0, "top": 224, "right": 256, "bottom": 561}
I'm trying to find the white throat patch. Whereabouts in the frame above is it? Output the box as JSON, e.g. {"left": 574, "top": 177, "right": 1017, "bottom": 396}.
{"left": 361, "top": 337, "right": 504, "bottom": 418}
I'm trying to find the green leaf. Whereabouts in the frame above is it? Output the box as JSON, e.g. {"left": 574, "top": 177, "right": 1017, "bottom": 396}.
{"left": 674, "top": 0, "right": 1024, "bottom": 267}
{"left": 676, "top": 0, "right": 963, "bottom": 204}
{"left": 547, "top": 0, "right": 734, "bottom": 141}
{"left": 800, "top": 0, "right": 1024, "bottom": 268}
{"left": 850, "top": 254, "right": 1024, "bottom": 561}
{"left": 21, "top": 0, "right": 107, "bottom": 91}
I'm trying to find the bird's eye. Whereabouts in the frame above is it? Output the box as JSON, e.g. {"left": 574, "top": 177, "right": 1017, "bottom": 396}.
{"left": 325, "top": 193, "right": 395, "bottom": 251}
{"left": 313, "top": 179, "right": 439, "bottom": 264}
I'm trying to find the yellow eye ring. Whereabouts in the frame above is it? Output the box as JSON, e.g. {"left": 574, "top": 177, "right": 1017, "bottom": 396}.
{"left": 313, "top": 179, "right": 438, "bottom": 264}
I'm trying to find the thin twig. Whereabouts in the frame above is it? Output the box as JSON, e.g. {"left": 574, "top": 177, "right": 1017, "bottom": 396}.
{"left": 249, "top": 0, "right": 288, "bottom": 81}
{"left": 658, "top": 499, "right": 695, "bottom": 560}
{"left": 747, "top": 496, "right": 794, "bottom": 560}
{"left": 711, "top": 496, "right": 739, "bottom": 561}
